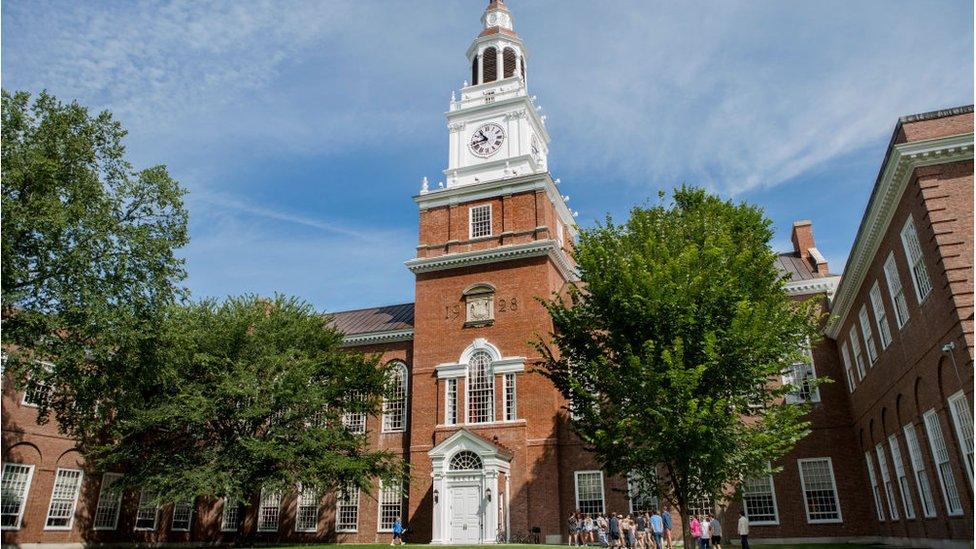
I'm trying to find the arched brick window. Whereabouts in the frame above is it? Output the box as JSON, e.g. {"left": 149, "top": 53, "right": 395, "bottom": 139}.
{"left": 483, "top": 47, "right": 498, "bottom": 83}
{"left": 503, "top": 47, "right": 517, "bottom": 78}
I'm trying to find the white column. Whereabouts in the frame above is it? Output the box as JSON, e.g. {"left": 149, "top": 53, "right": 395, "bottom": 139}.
{"left": 431, "top": 473, "right": 445, "bottom": 544}
{"left": 496, "top": 44, "right": 504, "bottom": 81}
{"left": 477, "top": 52, "right": 484, "bottom": 84}
{"left": 485, "top": 470, "right": 500, "bottom": 543}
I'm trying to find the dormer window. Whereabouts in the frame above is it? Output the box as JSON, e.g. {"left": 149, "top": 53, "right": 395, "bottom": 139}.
{"left": 470, "top": 204, "right": 492, "bottom": 238}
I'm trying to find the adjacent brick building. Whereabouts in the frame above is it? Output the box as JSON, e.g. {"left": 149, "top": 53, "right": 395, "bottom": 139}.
{"left": 2, "top": 1, "right": 972, "bottom": 547}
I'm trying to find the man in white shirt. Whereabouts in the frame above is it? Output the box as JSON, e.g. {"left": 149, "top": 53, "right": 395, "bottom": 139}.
{"left": 737, "top": 511, "right": 749, "bottom": 549}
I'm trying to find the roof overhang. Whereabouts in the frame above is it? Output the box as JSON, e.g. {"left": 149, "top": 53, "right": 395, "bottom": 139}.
{"left": 342, "top": 329, "right": 414, "bottom": 347}
{"left": 784, "top": 275, "right": 840, "bottom": 298}
{"left": 405, "top": 239, "right": 579, "bottom": 282}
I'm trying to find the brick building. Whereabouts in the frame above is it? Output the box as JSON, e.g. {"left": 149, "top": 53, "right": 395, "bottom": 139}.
{"left": 2, "top": 1, "right": 973, "bottom": 547}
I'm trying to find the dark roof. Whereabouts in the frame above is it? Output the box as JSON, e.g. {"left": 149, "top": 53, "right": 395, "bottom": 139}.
{"left": 774, "top": 252, "right": 824, "bottom": 282}
{"left": 329, "top": 303, "right": 414, "bottom": 335}
{"left": 898, "top": 105, "right": 973, "bottom": 125}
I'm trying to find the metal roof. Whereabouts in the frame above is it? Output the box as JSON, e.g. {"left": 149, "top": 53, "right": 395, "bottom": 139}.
{"left": 774, "top": 252, "right": 825, "bottom": 282}
{"left": 329, "top": 302, "right": 414, "bottom": 335}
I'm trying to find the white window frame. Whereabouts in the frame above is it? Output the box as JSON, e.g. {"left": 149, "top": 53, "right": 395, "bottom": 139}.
{"left": 875, "top": 444, "right": 899, "bottom": 520}
{"left": 342, "top": 392, "right": 367, "bottom": 435}
{"left": 840, "top": 342, "right": 856, "bottom": 393}
{"left": 134, "top": 490, "right": 159, "bottom": 531}
{"left": 884, "top": 253, "right": 910, "bottom": 328}
{"left": 445, "top": 378, "right": 458, "bottom": 425}
{"left": 797, "top": 457, "right": 843, "bottom": 524}
{"left": 627, "top": 472, "right": 659, "bottom": 515}
{"left": 92, "top": 473, "right": 124, "bottom": 531}
{"left": 900, "top": 216, "right": 932, "bottom": 303}
{"left": 377, "top": 479, "right": 403, "bottom": 532}
{"left": 295, "top": 484, "right": 320, "bottom": 533}
{"left": 574, "top": 471, "right": 606, "bottom": 515}
{"left": 382, "top": 362, "right": 408, "bottom": 433}
{"left": 740, "top": 467, "right": 779, "bottom": 526}
{"left": 848, "top": 327, "right": 866, "bottom": 381}
{"left": 21, "top": 362, "right": 54, "bottom": 407}
{"left": 1, "top": 463, "right": 35, "bottom": 530}
{"left": 170, "top": 499, "right": 194, "bottom": 532}
{"left": 864, "top": 452, "right": 885, "bottom": 521}
{"left": 257, "top": 488, "right": 282, "bottom": 532}
{"left": 503, "top": 373, "right": 518, "bottom": 421}
{"left": 887, "top": 434, "right": 916, "bottom": 519}
{"left": 335, "top": 484, "right": 360, "bottom": 533}
{"left": 469, "top": 204, "right": 492, "bottom": 239}
{"left": 466, "top": 350, "right": 495, "bottom": 424}
{"left": 858, "top": 306, "right": 878, "bottom": 364}
{"left": 922, "top": 409, "right": 963, "bottom": 516}
{"left": 783, "top": 344, "right": 820, "bottom": 404}
{"left": 220, "top": 498, "right": 240, "bottom": 532}
{"left": 44, "top": 468, "right": 83, "bottom": 531}
{"left": 946, "top": 390, "right": 974, "bottom": 487}
{"left": 869, "top": 282, "right": 893, "bottom": 349}
{"left": 903, "top": 422, "right": 937, "bottom": 518}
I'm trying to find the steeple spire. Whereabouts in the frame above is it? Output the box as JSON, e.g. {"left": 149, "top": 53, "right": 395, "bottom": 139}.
{"left": 467, "top": 0, "right": 526, "bottom": 86}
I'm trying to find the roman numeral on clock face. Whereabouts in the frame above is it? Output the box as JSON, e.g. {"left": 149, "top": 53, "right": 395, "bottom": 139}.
{"left": 468, "top": 122, "right": 505, "bottom": 157}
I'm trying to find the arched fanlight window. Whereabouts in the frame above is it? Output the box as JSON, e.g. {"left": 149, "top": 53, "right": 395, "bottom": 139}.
{"left": 503, "top": 47, "right": 517, "bottom": 78}
{"left": 483, "top": 47, "right": 498, "bottom": 83}
{"left": 450, "top": 450, "right": 484, "bottom": 471}
{"left": 382, "top": 361, "right": 408, "bottom": 432}
{"left": 467, "top": 351, "right": 494, "bottom": 423}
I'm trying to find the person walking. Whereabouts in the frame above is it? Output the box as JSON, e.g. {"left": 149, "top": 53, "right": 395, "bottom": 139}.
{"left": 597, "top": 514, "right": 609, "bottom": 548}
{"left": 391, "top": 516, "right": 405, "bottom": 546}
{"left": 635, "top": 513, "right": 647, "bottom": 549}
{"left": 623, "top": 514, "right": 636, "bottom": 549}
{"left": 660, "top": 507, "right": 672, "bottom": 549}
{"left": 649, "top": 509, "right": 664, "bottom": 549}
{"left": 699, "top": 515, "right": 711, "bottom": 549}
{"left": 688, "top": 515, "right": 701, "bottom": 549}
{"left": 569, "top": 512, "right": 580, "bottom": 546}
{"left": 708, "top": 514, "right": 722, "bottom": 549}
{"left": 609, "top": 513, "right": 621, "bottom": 549}
{"left": 737, "top": 511, "right": 749, "bottom": 549}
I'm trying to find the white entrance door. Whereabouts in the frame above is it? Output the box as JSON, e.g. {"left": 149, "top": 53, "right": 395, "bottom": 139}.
{"left": 450, "top": 486, "right": 482, "bottom": 543}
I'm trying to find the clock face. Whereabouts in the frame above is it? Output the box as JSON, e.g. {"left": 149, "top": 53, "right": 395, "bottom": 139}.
{"left": 469, "top": 123, "right": 505, "bottom": 157}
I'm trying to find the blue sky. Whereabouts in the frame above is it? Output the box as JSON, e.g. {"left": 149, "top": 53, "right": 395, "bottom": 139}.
{"left": 3, "top": 0, "right": 973, "bottom": 313}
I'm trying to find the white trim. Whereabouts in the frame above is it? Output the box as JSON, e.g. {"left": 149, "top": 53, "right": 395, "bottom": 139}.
{"left": 382, "top": 361, "right": 409, "bottom": 433}
{"left": 0, "top": 462, "right": 35, "bottom": 530}
{"left": 900, "top": 215, "right": 932, "bottom": 304}
{"left": 783, "top": 275, "right": 840, "bottom": 298}
{"left": 406, "top": 239, "right": 578, "bottom": 282}
{"left": 44, "top": 468, "right": 83, "bottom": 531}
{"left": 133, "top": 490, "right": 159, "bottom": 531}
{"left": 469, "top": 203, "right": 493, "bottom": 239}
{"left": 295, "top": 484, "right": 320, "bottom": 533}
{"left": 170, "top": 499, "right": 194, "bottom": 532}
{"left": 503, "top": 373, "right": 517, "bottom": 421}
{"left": 219, "top": 498, "right": 240, "bottom": 533}
{"left": 335, "top": 484, "right": 360, "bottom": 533}
{"left": 445, "top": 378, "right": 459, "bottom": 425}
{"left": 573, "top": 471, "right": 606, "bottom": 515}
{"left": 797, "top": 457, "right": 843, "bottom": 524}
{"left": 946, "top": 390, "right": 974, "bottom": 486}
{"left": 376, "top": 478, "right": 403, "bottom": 533}
{"left": 416, "top": 172, "right": 570, "bottom": 227}
{"left": 92, "top": 472, "right": 124, "bottom": 531}
{"left": 342, "top": 329, "right": 413, "bottom": 347}
{"left": 826, "top": 132, "right": 973, "bottom": 338}
{"left": 902, "top": 422, "right": 938, "bottom": 518}
{"left": 922, "top": 408, "right": 963, "bottom": 516}
{"left": 740, "top": 466, "right": 780, "bottom": 526}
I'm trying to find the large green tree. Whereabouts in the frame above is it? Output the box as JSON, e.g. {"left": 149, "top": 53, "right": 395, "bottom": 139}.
{"left": 537, "top": 187, "right": 823, "bottom": 540}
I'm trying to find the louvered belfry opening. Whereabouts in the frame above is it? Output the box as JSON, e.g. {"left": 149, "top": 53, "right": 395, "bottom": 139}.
{"left": 471, "top": 56, "right": 479, "bottom": 85}
{"left": 483, "top": 47, "right": 498, "bottom": 83}
{"left": 503, "top": 47, "right": 517, "bottom": 78}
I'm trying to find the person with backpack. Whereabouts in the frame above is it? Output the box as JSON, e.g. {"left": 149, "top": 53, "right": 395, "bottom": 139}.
{"left": 391, "top": 516, "right": 406, "bottom": 546}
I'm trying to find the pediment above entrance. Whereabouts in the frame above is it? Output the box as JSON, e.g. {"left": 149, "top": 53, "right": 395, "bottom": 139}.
{"left": 429, "top": 428, "right": 513, "bottom": 467}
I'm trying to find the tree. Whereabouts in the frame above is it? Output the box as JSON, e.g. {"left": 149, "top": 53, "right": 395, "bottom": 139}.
{"left": 2, "top": 89, "right": 188, "bottom": 431}
{"left": 537, "top": 187, "right": 823, "bottom": 544}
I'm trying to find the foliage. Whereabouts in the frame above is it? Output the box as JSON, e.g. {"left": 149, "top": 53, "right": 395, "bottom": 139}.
{"left": 536, "top": 187, "right": 824, "bottom": 520}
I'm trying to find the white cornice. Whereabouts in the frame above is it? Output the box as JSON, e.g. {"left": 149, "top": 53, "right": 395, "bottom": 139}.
{"left": 342, "top": 329, "right": 414, "bottom": 347}
{"left": 826, "top": 132, "right": 974, "bottom": 338}
{"left": 784, "top": 275, "right": 840, "bottom": 298}
{"left": 405, "top": 239, "right": 579, "bottom": 282}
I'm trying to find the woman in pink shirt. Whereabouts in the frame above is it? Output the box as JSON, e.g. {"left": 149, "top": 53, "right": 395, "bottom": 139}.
{"left": 689, "top": 515, "right": 702, "bottom": 547}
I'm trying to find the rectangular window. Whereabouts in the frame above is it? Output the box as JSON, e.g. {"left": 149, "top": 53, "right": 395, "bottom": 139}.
{"left": 1, "top": 463, "right": 34, "bottom": 530}
{"left": 171, "top": 499, "right": 194, "bottom": 532}
{"left": 848, "top": 327, "right": 866, "bottom": 380}
{"left": 900, "top": 216, "right": 932, "bottom": 302}
{"left": 574, "top": 471, "right": 605, "bottom": 515}
{"left": 687, "top": 495, "right": 713, "bottom": 518}
{"left": 45, "top": 468, "right": 83, "bottom": 530}
{"left": 884, "top": 253, "right": 910, "bottom": 328}
{"left": 378, "top": 479, "right": 403, "bottom": 532}
{"left": 741, "top": 470, "right": 779, "bottom": 525}
{"left": 784, "top": 345, "right": 819, "bottom": 403}
{"left": 864, "top": 452, "right": 885, "bottom": 521}
{"left": 869, "top": 282, "right": 893, "bottom": 349}
{"left": 470, "top": 204, "right": 492, "bottom": 238}
{"left": 859, "top": 306, "right": 878, "bottom": 364}
{"left": 903, "top": 422, "right": 937, "bottom": 518}
{"left": 92, "top": 473, "right": 123, "bottom": 530}
{"left": 840, "top": 343, "right": 856, "bottom": 393}
{"left": 467, "top": 353, "right": 494, "bottom": 424}
{"left": 627, "top": 472, "right": 659, "bottom": 515}
{"left": 343, "top": 392, "right": 366, "bottom": 434}
{"left": 220, "top": 498, "right": 240, "bottom": 532}
{"left": 296, "top": 485, "right": 320, "bottom": 533}
{"left": 875, "top": 444, "right": 899, "bottom": 520}
{"left": 797, "top": 458, "right": 842, "bottom": 523}
{"left": 336, "top": 485, "right": 360, "bottom": 532}
{"left": 922, "top": 409, "right": 963, "bottom": 515}
{"left": 257, "top": 488, "right": 281, "bottom": 531}
{"left": 887, "top": 434, "right": 916, "bottom": 519}
{"left": 504, "top": 373, "right": 517, "bottom": 421}
{"left": 445, "top": 379, "right": 458, "bottom": 425}
{"left": 946, "top": 391, "right": 974, "bottom": 486}
{"left": 134, "top": 490, "right": 159, "bottom": 530}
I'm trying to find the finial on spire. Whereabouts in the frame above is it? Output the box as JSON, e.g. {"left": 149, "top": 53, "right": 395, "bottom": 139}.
{"left": 421, "top": 176, "right": 429, "bottom": 194}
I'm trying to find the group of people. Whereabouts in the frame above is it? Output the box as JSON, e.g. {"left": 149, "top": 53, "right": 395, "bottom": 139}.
{"left": 568, "top": 509, "right": 751, "bottom": 549}
{"left": 566, "top": 508, "right": 673, "bottom": 549}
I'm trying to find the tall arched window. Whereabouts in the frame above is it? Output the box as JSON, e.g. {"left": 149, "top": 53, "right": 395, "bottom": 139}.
{"left": 482, "top": 47, "right": 498, "bottom": 83}
{"left": 383, "top": 361, "right": 408, "bottom": 432}
{"left": 468, "top": 351, "right": 494, "bottom": 423}
{"left": 503, "top": 48, "right": 517, "bottom": 78}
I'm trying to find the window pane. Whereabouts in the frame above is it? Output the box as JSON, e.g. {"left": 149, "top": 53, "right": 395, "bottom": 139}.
{"left": 923, "top": 410, "right": 962, "bottom": 515}
{"left": 798, "top": 458, "right": 842, "bottom": 523}
{"left": 220, "top": 498, "right": 240, "bottom": 532}
{"left": 296, "top": 485, "right": 319, "bottom": 533}
{"left": 864, "top": 453, "right": 885, "bottom": 521}
{"left": 504, "top": 373, "right": 517, "bottom": 420}
{"left": 903, "top": 423, "right": 937, "bottom": 518}
{"left": 336, "top": 485, "right": 360, "bottom": 532}
{"left": 470, "top": 205, "right": 492, "bottom": 238}
{"left": 45, "top": 469, "right": 83, "bottom": 529}
{"left": 1, "top": 463, "right": 34, "bottom": 530}
{"left": 171, "top": 499, "right": 194, "bottom": 531}
{"left": 379, "top": 480, "right": 403, "bottom": 531}
{"left": 135, "top": 491, "right": 159, "bottom": 530}
{"left": 383, "top": 362, "right": 408, "bottom": 432}
{"left": 93, "top": 473, "right": 123, "bottom": 530}
{"left": 947, "top": 391, "right": 974, "bottom": 486}
{"left": 741, "top": 472, "right": 778, "bottom": 524}
{"left": 258, "top": 488, "right": 281, "bottom": 531}
{"left": 575, "top": 472, "right": 605, "bottom": 515}
{"left": 468, "top": 351, "right": 494, "bottom": 423}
